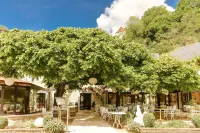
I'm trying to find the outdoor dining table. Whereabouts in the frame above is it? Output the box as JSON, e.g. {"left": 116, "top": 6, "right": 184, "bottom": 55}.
{"left": 109, "top": 112, "right": 126, "bottom": 129}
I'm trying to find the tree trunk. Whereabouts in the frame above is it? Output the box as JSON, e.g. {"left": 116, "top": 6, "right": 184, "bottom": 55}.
{"left": 53, "top": 83, "right": 66, "bottom": 106}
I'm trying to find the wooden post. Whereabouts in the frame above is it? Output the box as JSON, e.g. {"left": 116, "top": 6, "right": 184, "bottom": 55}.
{"left": 177, "top": 91, "right": 179, "bottom": 109}
{"left": 157, "top": 93, "right": 160, "bottom": 107}
{"left": 116, "top": 91, "right": 120, "bottom": 107}
{"left": 168, "top": 94, "right": 171, "bottom": 106}
{"left": 13, "top": 86, "right": 17, "bottom": 114}
{"left": 1, "top": 85, "right": 4, "bottom": 115}
{"left": 25, "top": 87, "right": 30, "bottom": 114}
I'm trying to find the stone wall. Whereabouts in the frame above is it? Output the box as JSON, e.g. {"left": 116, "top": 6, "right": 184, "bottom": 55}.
{"left": 140, "top": 128, "right": 200, "bottom": 133}
{"left": 0, "top": 129, "right": 43, "bottom": 133}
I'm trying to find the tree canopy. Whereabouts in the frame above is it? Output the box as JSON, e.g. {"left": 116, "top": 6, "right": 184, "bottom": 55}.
{"left": 124, "top": 0, "right": 200, "bottom": 54}
{"left": 0, "top": 28, "right": 156, "bottom": 95}
{"left": 0, "top": 27, "right": 200, "bottom": 96}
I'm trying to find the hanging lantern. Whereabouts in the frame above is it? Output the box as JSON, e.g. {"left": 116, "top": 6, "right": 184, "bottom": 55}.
{"left": 88, "top": 78, "right": 97, "bottom": 85}
{"left": 4, "top": 78, "right": 14, "bottom": 86}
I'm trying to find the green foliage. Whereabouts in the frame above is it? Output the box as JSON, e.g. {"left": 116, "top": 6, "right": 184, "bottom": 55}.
{"left": 191, "top": 114, "right": 200, "bottom": 128}
{"left": 154, "top": 55, "right": 200, "bottom": 92}
{"left": 127, "top": 122, "right": 141, "bottom": 133}
{"left": 124, "top": 16, "right": 145, "bottom": 43}
{"left": 8, "top": 119, "right": 36, "bottom": 129}
{"left": 154, "top": 120, "right": 193, "bottom": 128}
{"left": 0, "top": 27, "right": 156, "bottom": 93}
{"left": 124, "top": 0, "right": 200, "bottom": 54}
{"left": 43, "top": 112, "right": 54, "bottom": 126}
{"left": 122, "top": 111, "right": 134, "bottom": 125}
{"left": 143, "top": 113, "right": 155, "bottom": 127}
{"left": 44, "top": 118, "right": 65, "bottom": 133}
{"left": 184, "top": 99, "right": 196, "bottom": 106}
{"left": 0, "top": 117, "right": 8, "bottom": 129}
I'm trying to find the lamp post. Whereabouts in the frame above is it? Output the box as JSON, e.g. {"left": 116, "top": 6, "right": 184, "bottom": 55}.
{"left": 63, "top": 84, "right": 71, "bottom": 132}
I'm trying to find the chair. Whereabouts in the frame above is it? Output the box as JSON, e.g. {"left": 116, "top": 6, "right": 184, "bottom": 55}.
{"left": 102, "top": 108, "right": 109, "bottom": 121}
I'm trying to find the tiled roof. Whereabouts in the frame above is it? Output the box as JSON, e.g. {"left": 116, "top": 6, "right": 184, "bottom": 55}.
{"left": 0, "top": 77, "right": 31, "bottom": 84}
{"left": 0, "top": 29, "right": 8, "bottom": 33}
{"left": 170, "top": 42, "right": 200, "bottom": 61}
{"left": 116, "top": 26, "right": 126, "bottom": 33}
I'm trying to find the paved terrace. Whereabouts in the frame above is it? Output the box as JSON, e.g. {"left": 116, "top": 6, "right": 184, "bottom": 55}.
{"left": 69, "top": 110, "right": 128, "bottom": 133}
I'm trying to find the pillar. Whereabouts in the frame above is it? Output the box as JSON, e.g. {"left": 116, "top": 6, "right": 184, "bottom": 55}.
{"left": 13, "top": 86, "right": 17, "bottom": 114}
{"left": 25, "top": 87, "right": 30, "bottom": 114}
{"left": 116, "top": 91, "right": 120, "bottom": 107}
{"left": 1, "top": 85, "right": 4, "bottom": 115}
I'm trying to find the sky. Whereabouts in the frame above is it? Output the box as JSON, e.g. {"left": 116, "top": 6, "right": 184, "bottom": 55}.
{"left": 0, "top": 0, "right": 179, "bottom": 32}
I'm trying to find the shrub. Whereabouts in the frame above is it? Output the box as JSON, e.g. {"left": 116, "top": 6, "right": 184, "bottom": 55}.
{"left": 191, "top": 114, "right": 200, "bottom": 128}
{"left": 143, "top": 113, "right": 155, "bottom": 127}
{"left": 154, "top": 120, "right": 193, "bottom": 128}
{"left": 127, "top": 122, "right": 141, "bottom": 133}
{"left": 0, "top": 117, "right": 8, "bottom": 129}
{"left": 122, "top": 111, "right": 134, "bottom": 125}
{"left": 166, "top": 120, "right": 191, "bottom": 128}
{"left": 9, "top": 119, "right": 36, "bottom": 129}
{"left": 44, "top": 118, "right": 65, "bottom": 133}
{"left": 43, "top": 112, "right": 53, "bottom": 126}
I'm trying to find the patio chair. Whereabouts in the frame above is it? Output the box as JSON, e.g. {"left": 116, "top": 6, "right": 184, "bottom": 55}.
{"left": 102, "top": 108, "right": 109, "bottom": 121}
{"left": 169, "top": 110, "right": 175, "bottom": 120}
{"left": 174, "top": 109, "right": 182, "bottom": 118}
{"left": 163, "top": 109, "right": 169, "bottom": 119}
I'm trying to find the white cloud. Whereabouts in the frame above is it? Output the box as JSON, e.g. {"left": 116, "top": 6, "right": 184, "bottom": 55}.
{"left": 96, "top": 0, "right": 174, "bottom": 35}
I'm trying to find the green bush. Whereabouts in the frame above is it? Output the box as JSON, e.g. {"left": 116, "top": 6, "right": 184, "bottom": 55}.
{"left": 127, "top": 122, "right": 141, "bottom": 133}
{"left": 143, "top": 113, "right": 155, "bottom": 127}
{"left": 154, "top": 120, "right": 193, "bottom": 128}
{"left": 191, "top": 114, "right": 200, "bottom": 128}
{"left": 44, "top": 118, "right": 65, "bottom": 133}
{"left": 166, "top": 120, "right": 191, "bottom": 128}
{"left": 122, "top": 111, "right": 134, "bottom": 125}
{"left": 0, "top": 117, "right": 8, "bottom": 129}
{"left": 43, "top": 112, "right": 53, "bottom": 126}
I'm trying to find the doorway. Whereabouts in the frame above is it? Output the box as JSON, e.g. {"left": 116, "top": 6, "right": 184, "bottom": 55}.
{"left": 80, "top": 93, "right": 91, "bottom": 110}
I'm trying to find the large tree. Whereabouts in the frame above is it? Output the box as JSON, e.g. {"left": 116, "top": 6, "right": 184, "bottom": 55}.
{"left": 154, "top": 55, "right": 200, "bottom": 92}
{"left": 0, "top": 28, "right": 155, "bottom": 96}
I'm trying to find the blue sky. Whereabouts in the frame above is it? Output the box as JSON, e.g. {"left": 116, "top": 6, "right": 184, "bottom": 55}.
{"left": 0, "top": 0, "right": 179, "bottom": 30}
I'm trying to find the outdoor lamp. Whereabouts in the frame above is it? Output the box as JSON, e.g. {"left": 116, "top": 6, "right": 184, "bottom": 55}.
{"left": 88, "top": 78, "right": 97, "bottom": 85}
{"left": 4, "top": 78, "right": 14, "bottom": 86}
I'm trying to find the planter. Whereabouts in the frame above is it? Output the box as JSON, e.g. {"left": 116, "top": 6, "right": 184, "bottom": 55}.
{"left": 0, "top": 128, "right": 43, "bottom": 133}
{"left": 139, "top": 128, "right": 200, "bottom": 133}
